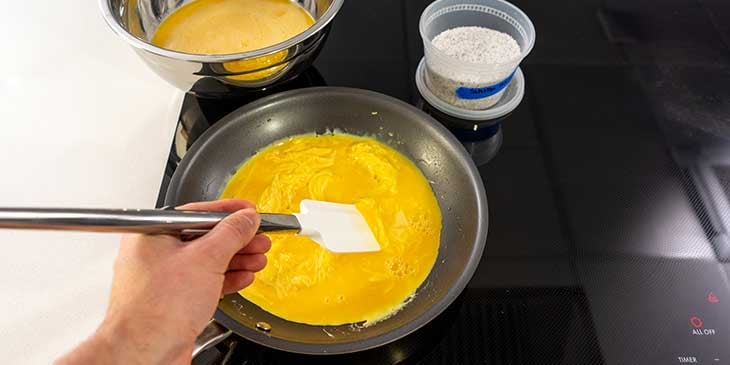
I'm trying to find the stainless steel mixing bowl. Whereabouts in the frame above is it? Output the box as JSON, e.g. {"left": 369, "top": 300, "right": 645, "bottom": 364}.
{"left": 100, "top": 0, "right": 343, "bottom": 96}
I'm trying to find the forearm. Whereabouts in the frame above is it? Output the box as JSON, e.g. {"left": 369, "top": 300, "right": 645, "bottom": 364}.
{"left": 54, "top": 332, "right": 116, "bottom": 365}
{"left": 55, "top": 319, "right": 193, "bottom": 365}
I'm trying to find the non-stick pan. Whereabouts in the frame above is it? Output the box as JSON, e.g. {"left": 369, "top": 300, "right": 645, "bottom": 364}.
{"left": 164, "top": 87, "right": 488, "bottom": 355}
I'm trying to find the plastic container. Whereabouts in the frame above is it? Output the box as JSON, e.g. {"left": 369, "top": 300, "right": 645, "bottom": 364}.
{"left": 419, "top": 0, "right": 535, "bottom": 110}
{"left": 415, "top": 57, "right": 524, "bottom": 126}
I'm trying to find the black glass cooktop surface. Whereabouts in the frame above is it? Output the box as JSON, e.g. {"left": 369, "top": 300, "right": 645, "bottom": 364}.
{"left": 158, "top": 0, "right": 730, "bottom": 363}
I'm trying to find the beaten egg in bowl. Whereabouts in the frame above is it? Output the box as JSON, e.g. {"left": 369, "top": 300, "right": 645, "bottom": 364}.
{"left": 220, "top": 133, "right": 442, "bottom": 325}
{"left": 151, "top": 0, "right": 315, "bottom": 80}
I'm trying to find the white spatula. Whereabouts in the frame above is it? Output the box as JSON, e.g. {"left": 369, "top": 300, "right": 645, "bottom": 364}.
{"left": 292, "top": 199, "right": 380, "bottom": 253}
{"left": 0, "top": 199, "right": 381, "bottom": 253}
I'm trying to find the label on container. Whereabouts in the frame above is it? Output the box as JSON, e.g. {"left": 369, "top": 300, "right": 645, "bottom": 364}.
{"left": 455, "top": 69, "right": 517, "bottom": 100}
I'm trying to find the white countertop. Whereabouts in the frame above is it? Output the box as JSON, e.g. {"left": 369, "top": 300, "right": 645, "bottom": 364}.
{"left": 0, "top": 1, "right": 183, "bottom": 363}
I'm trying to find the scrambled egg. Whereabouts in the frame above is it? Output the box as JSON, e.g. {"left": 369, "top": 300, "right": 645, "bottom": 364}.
{"left": 221, "top": 134, "right": 442, "bottom": 325}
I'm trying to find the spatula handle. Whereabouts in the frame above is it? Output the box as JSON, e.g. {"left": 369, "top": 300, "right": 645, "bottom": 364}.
{"left": 0, "top": 208, "right": 300, "bottom": 236}
{"left": 260, "top": 214, "right": 301, "bottom": 232}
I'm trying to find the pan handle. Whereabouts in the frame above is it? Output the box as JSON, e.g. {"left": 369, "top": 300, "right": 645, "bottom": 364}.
{"left": 192, "top": 320, "right": 233, "bottom": 359}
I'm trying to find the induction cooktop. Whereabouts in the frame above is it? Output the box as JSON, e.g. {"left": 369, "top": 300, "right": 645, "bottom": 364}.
{"left": 158, "top": 0, "right": 730, "bottom": 363}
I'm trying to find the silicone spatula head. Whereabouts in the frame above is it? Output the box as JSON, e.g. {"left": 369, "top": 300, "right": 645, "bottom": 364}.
{"left": 293, "top": 200, "right": 381, "bottom": 253}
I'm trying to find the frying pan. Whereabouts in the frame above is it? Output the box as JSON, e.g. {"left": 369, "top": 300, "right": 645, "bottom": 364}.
{"left": 164, "top": 87, "right": 488, "bottom": 355}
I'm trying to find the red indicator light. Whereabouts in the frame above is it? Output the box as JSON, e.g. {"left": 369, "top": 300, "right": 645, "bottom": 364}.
{"left": 708, "top": 292, "right": 719, "bottom": 303}
{"left": 690, "top": 316, "right": 703, "bottom": 329}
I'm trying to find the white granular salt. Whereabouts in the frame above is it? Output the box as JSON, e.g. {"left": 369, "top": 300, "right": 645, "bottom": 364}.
{"left": 426, "top": 26, "right": 521, "bottom": 110}
{"left": 432, "top": 26, "right": 521, "bottom": 63}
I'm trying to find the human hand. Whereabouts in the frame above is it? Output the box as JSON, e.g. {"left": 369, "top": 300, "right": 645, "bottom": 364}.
{"left": 56, "top": 199, "right": 271, "bottom": 365}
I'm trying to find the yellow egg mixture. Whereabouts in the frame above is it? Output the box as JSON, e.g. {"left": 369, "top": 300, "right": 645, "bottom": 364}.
{"left": 151, "top": 0, "right": 315, "bottom": 80}
{"left": 221, "top": 134, "right": 442, "bottom": 325}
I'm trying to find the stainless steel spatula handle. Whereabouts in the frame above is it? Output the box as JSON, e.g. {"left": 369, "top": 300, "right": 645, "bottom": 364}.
{"left": 0, "top": 208, "right": 301, "bottom": 236}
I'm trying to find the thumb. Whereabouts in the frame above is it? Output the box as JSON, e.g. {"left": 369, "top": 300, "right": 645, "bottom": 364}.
{"left": 193, "top": 208, "right": 260, "bottom": 268}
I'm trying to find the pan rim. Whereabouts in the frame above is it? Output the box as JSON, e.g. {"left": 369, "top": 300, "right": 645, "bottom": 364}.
{"left": 165, "top": 86, "right": 488, "bottom": 355}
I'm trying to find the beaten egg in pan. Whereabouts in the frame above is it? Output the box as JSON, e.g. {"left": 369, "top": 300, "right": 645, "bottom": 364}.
{"left": 220, "top": 133, "right": 442, "bottom": 326}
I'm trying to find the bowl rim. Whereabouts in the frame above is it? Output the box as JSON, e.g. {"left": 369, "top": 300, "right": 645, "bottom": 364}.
{"left": 99, "top": 0, "right": 344, "bottom": 62}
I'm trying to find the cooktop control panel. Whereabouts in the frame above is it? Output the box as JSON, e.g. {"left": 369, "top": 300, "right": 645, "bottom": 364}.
{"left": 580, "top": 258, "right": 729, "bottom": 365}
